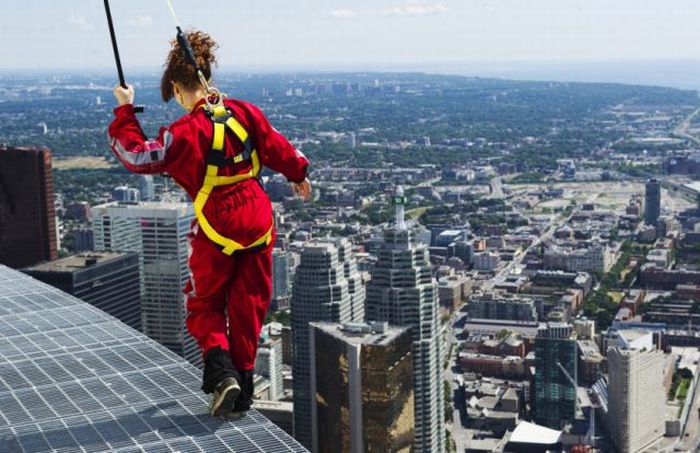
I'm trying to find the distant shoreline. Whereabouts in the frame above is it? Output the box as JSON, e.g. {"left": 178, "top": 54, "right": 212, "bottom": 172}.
{"left": 2, "top": 59, "right": 700, "bottom": 91}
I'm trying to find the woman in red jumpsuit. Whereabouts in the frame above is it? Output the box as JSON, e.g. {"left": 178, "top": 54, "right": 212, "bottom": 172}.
{"left": 108, "top": 31, "right": 310, "bottom": 417}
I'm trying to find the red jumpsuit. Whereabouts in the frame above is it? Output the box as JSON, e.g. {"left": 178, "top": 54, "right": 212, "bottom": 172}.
{"left": 108, "top": 99, "right": 308, "bottom": 373}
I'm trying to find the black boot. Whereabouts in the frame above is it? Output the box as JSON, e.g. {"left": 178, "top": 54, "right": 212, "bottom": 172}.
{"left": 231, "top": 369, "right": 254, "bottom": 414}
{"left": 201, "top": 347, "right": 241, "bottom": 416}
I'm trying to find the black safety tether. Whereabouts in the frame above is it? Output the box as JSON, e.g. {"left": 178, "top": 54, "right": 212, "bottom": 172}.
{"left": 176, "top": 26, "right": 201, "bottom": 72}
{"left": 164, "top": 0, "right": 223, "bottom": 108}
{"left": 103, "top": 0, "right": 144, "bottom": 113}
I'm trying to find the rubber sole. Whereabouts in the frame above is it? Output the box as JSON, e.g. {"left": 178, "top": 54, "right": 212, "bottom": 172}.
{"left": 210, "top": 379, "right": 241, "bottom": 417}
{"left": 223, "top": 410, "right": 248, "bottom": 421}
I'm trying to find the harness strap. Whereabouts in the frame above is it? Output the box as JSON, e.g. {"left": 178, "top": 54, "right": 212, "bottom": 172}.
{"left": 193, "top": 104, "right": 272, "bottom": 256}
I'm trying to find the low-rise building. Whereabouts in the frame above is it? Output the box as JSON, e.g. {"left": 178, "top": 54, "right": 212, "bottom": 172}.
{"left": 462, "top": 377, "right": 525, "bottom": 436}
{"left": 474, "top": 251, "right": 501, "bottom": 271}
{"left": 573, "top": 318, "right": 595, "bottom": 340}
{"left": 577, "top": 340, "right": 604, "bottom": 386}
{"left": 438, "top": 275, "right": 472, "bottom": 310}
{"left": 544, "top": 243, "right": 616, "bottom": 273}
{"left": 640, "top": 266, "right": 700, "bottom": 290}
{"left": 459, "top": 352, "right": 527, "bottom": 379}
{"left": 468, "top": 294, "right": 538, "bottom": 323}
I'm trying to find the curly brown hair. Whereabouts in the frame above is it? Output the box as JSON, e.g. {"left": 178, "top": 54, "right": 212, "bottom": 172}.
{"left": 160, "top": 29, "right": 218, "bottom": 102}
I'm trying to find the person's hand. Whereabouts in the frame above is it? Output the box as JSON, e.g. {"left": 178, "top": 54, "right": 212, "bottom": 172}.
{"left": 291, "top": 178, "right": 312, "bottom": 200}
{"left": 113, "top": 84, "right": 134, "bottom": 106}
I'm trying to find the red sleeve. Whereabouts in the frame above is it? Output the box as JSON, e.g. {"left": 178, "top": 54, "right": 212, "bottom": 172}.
{"left": 246, "top": 103, "right": 309, "bottom": 183}
{"left": 107, "top": 104, "right": 180, "bottom": 175}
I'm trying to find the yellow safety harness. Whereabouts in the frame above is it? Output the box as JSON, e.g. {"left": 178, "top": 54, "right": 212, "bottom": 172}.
{"left": 194, "top": 104, "right": 273, "bottom": 255}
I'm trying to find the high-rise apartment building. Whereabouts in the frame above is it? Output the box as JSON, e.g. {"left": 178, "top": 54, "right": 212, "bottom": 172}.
{"left": 0, "top": 146, "right": 57, "bottom": 268}
{"left": 365, "top": 186, "right": 445, "bottom": 453}
{"left": 255, "top": 334, "right": 284, "bottom": 401}
{"left": 335, "top": 237, "right": 365, "bottom": 322}
{"left": 310, "top": 322, "right": 414, "bottom": 453}
{"left": 92, "top": 202, "right": 199, "bottom": 366}
{"left": 113, "top": 186, "right": 140, "bottom": 203}
{"left": 608, "top": 347, "right": 667, "bottom": 453}
{"left": 272, "top": 248, "right": 291, "bottom": 300}
{"left": 645, "top": 178, "right": 661, "bottom": 225}
{"left": 291, "top": 241, "right": 364, "bottom": 449}
{"left": 534, "top": 323, "right": 578, "bottom": 429}
{"left": 23, "top": 252, "right": 141, "bottom": 330}
{"left": 139, "top": 175, "right": 155, "bottom": 201}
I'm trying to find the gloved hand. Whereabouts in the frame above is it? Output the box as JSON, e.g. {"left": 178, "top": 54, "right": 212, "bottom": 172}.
{"left": 113, "top": 84, "right": 135, "bottom": 106}
{"left": 291, "top": 178, "right": 312, "bottom": 200}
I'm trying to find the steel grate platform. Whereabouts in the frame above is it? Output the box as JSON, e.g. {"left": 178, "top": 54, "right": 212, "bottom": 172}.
{"left": 0, "top": 266, "right": 306, "bottom": 453}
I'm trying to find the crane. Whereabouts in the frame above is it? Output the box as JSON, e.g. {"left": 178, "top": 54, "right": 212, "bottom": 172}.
{"left": 557, "top": 361, "right": 597, "bottom": 449}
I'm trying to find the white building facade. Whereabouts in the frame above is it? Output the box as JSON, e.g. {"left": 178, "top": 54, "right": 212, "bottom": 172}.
{"left": 607, "top": 348, "right": 667, "bottom": 453}
{"left": 92, "top": 202, "right": 199, "bottom": 366}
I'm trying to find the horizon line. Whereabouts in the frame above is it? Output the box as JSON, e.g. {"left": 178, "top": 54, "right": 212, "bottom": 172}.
{"left": 3, "top": 57, "right": 700, "bottom": 73}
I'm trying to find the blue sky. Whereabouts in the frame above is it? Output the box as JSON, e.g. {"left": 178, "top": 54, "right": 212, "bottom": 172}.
{"left": 1, "top": 0, "right": 700, "bottom": 71}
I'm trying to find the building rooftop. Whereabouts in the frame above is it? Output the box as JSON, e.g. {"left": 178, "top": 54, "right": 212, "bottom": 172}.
{"left": 93, "top": 201, "right": 192, "bottom": 213}
{"left": 616, "top": 328, "right": 652, "bottom": 343}
{"left": 250, "top": 400, "right": 293, "bottom": 412}
{"left": 577, "top": 339, "right": 603, "bottom": 360}
{"left": 24, "top": 252, "right": 129, "bottom": 273}
{"left": 311, "top": 321, "right": 409, "bottom": 346}
{"left": 0, "top": 265, "right": 305, "bottom": 452}
{"left": 671, "top": 347, "right": 700, "bottom": 372}
{"left": 463, "top": 320, "right": 540, "bottom": 337}
{"left": 508, "top": 421, "right": 562, "bottom": 445}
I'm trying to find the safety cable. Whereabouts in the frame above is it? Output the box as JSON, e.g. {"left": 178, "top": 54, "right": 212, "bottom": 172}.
{"left": 163, "top": 0, "right": 223, "bottom": 108}
{"left": 164, "top": 0, "right": 180, "bottom": 26}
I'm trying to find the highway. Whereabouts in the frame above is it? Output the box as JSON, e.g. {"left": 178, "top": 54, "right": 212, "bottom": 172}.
{"left": 672, "top": 107, "right": 700, "bottom": 146}
{"left": 489, "top": 176, "right": 505, "bottom": 199}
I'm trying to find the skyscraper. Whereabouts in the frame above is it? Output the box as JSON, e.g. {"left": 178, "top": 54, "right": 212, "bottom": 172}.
{"left": 92, "top": 202, "right": 199, "bottom": 366}
{"left": 365, "top": 185, "right": 445, "bottom": 453}
{"left": 310, "top": 322, "right": 414, "bottom": 453}
{"left": 0, "top": 146, "right": 57, "bottom": 268}
{"left": 644, "top": 178, "right": 661, "bottom": 225}
{"left": 255, "top": 333, "right": 284, "bottom": 401}
{"left": 534, "top": 322, "right": 578, "bottom": 429}
{"left": 346, "top": 132, "right": 357, "bottom": 148}
{"left": 291, "top": 241, "right": 364, "bottom": 449}
{"left": 23, "top": 252, "right": 142, "bottom": 330}
{"left": 608, "top": 347, "right": 667, "bottom": 453}
{"left": 335, "top": 237, "right": 365, "bottom": 322}
{"left": 113, "top": 186, "right": 140, "bottom": 202}
{"left": 272, "top": 248, "right": 291, "bottom": 300}
{"left": 139, "top": 175, "right": 155, "bottom": 201}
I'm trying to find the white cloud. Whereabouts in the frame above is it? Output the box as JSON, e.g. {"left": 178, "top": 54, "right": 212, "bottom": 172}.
{"left": 329, "top": 9, "right": 356, "bottom": 19}
{"left": 382, "top": 1, "right": 447, "bottom": 17}
{"left": 66, "top": 14, "right": 95, "bottom": 31}
{"left": 128, "top": 15, "right": 153, "bottom": 28}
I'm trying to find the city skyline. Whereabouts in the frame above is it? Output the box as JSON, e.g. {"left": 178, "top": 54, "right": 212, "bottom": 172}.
{"left": 4, "top": 23, "right": 700, "bottom": 448}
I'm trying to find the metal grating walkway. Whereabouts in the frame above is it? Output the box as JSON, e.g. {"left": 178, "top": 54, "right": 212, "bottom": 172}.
{"left": 0, "top": 266, "right": 306, "bottom": 453}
